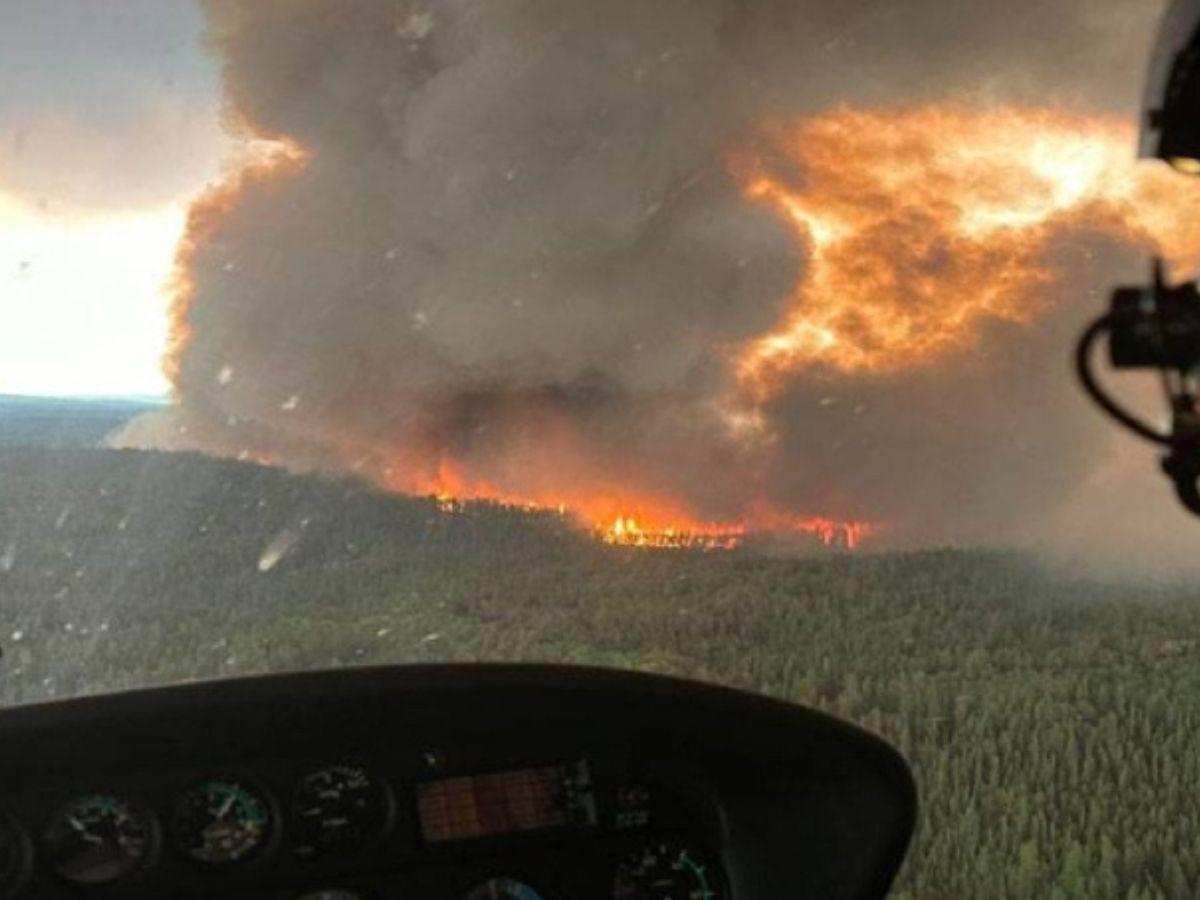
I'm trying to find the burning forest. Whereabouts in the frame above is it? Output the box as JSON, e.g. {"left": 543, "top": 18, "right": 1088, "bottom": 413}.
{"left": 115, "top": 0, "right": 1200, "bottom": 559}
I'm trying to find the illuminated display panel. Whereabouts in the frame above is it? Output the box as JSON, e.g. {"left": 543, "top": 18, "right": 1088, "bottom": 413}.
{"left": 417, "top": 760, "right": 595, "bottom": 842}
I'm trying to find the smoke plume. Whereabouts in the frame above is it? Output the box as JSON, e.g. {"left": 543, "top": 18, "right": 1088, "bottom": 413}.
{"left": 117, "top": 0, "right": 1200, "bottom": 559}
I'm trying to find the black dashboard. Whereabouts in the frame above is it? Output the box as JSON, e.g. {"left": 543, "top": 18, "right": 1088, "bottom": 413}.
{"left": 0, "top": 665, "right": 915, "bottom": 900}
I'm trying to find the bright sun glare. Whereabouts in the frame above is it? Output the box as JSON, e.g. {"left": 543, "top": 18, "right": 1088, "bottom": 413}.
{"left": 0, "top": 194, "right": 181, "bottom": 398}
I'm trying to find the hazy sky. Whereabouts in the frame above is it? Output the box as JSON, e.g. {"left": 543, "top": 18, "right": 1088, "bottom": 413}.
{"left": 0, "top": 0, "right": 223, "bottom": 396}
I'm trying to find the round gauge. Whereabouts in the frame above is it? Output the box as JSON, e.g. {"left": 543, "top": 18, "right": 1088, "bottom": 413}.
{"left": 613, "top": 842, "right": 722, "bottom": 900}
{"left": 170, "top": 779, "right": 272, "bottom": 864}
{"left": 464, "top": 877, "right": 546, "bottom": 900}
{"left": 43, "top": 794, "right": 155, "bottom": 885}
{"left": 0, "top": 814, "right": 31, "bottom": 898}
{"left": 290, "top": 764, "right": 391, "bottom": 858}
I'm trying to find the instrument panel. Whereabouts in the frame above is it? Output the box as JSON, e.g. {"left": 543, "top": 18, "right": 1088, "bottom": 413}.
{"left": 0, "top": 665, "right": 915, "bottom": 900}
{"left": 1, "top": 754, "right": 722, "bottom": 899}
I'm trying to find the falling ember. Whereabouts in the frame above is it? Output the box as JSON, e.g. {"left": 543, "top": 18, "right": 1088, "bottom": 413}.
{"left": 731, "top": 104, "right": 1200, "bottom": 393}
{"left": 257, "top": 523, "right": 303, "bottom": 572}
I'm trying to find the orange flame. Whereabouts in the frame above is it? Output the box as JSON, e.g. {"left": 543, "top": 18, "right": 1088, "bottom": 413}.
{"left": 388, "top": 456, "right": 872, "bottom": 551}
{"left": 731, "top": 104, "right": 1200, "bottom": 393}
{"left": 599, "top": 511, "right": 874, "bottom": 551}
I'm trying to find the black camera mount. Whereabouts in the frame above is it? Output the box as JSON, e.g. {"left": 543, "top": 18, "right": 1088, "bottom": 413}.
{"left": 1077, "top": 259, "right": 1200, "bottom": 515}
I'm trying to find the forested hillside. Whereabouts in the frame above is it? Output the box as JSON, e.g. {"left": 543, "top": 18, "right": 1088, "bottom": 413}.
{"left": 1, "top": 445, "right": 1199, "bottom": 899}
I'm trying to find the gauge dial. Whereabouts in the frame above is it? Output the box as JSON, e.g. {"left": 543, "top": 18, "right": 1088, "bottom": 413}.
{"left": 291, "top": 764, "right": 391, "bottom": 858}
{"left": 43, "top": 794, "right": 154, "bottom": 885}
{"left": 171, "top": 779, "right": 272, "bottom": 864}
{"left": 613, "top": 842, "right": 722, "bottom": 900}
{"left": 0, "top": 814, "right": 31, "bottom": 898}
{"left": 465, "top": 877, "right": 546, "bottom": 900}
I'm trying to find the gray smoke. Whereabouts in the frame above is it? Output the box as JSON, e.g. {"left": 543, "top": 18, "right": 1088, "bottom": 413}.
{"left": 119, "top": 0, "right": 1192, "bottom": 558}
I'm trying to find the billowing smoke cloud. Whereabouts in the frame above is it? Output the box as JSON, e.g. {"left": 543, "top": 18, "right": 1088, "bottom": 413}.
{"left": 118, "top": 0, "right": 1200, "bottom": 558}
